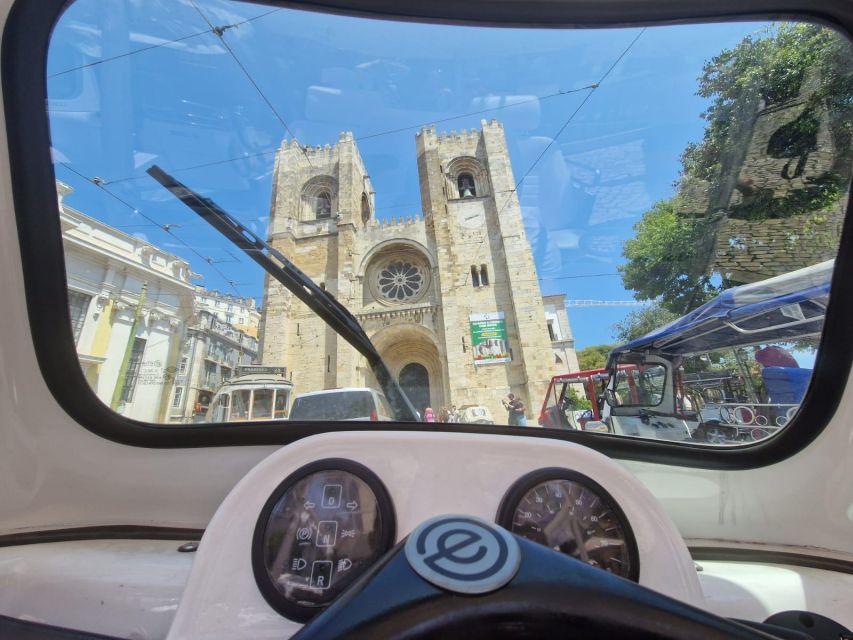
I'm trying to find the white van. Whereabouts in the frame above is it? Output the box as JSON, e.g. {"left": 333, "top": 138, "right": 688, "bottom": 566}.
{"left": 288, "top": 388, "right": 394, "bottom": 422}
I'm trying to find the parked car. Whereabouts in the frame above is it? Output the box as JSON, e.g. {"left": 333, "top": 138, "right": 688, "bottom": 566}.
{"left": 458, "top": 404, "right": 494, "bottom": 424}
{"left": 288, "top": 388, "right": 394, "bottom": 422}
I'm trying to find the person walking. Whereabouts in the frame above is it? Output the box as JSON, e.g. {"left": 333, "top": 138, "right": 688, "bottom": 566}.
{"left": 514, "top": 396, "right": 528, "bottom": 426}
{"left": 449, "top": 405, "right": 460, "bottom": 423}
{"left": 502, "top": 393, "right": 527, "bottom": 426}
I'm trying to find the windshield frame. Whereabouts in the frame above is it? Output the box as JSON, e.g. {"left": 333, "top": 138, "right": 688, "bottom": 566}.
{"left": 5, "top": 0, "right": 853, "bottom": 468}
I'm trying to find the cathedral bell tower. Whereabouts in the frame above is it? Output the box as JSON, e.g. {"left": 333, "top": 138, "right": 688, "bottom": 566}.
{"left": 260, "top": 133, "right": 375, "bottom": 390}
{"left": 416, "top": 119, "right": 554, "bottom": 418}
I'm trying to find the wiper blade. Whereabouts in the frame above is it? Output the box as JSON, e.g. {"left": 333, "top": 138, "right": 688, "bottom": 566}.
{"left": 146, "top": 165, "right": 419, "bottom": 422}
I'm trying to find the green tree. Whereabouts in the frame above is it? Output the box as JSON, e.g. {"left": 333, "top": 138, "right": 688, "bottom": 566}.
{"left": 612, "top": 302, "right": 679, "bottom": 343}
{"left": 566, "top": 387, "right": 592, "bottom": 411}
{"left": 685, "top": 23, "right": 853, "bottom": 190}
{"left": 576, "top": 344, "right": 616, "bottom": 370}
{"left": 619, "top": 200, "right": 722, "bottom": 314}
{"left": 620, "top": 23, "right": 852, "bottom": 313}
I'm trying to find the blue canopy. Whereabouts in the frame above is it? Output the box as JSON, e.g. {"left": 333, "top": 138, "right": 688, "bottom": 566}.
{"left": 610, "top": 260, "right": 832, "bottom": 358}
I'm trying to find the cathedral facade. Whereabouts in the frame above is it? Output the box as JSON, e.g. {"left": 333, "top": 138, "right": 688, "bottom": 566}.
{"left": 259, "top": 119, "right": 572, "bottom": 421}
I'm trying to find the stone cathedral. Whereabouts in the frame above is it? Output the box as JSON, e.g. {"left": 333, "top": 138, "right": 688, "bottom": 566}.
{"left": 259, "top": 119, "right": 573, "bottom": 420}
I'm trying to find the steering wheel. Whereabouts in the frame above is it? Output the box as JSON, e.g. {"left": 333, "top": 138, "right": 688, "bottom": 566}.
{"left": 292, "top": 515, "right": 777, "bottom": 640}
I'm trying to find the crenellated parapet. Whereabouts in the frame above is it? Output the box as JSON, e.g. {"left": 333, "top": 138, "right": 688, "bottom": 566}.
{"left": 362, "top": 213, "right": 427, "bottom": 247}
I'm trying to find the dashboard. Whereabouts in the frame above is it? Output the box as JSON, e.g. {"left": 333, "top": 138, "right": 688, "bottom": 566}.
{"left": 165, "top": 431, "right": 704, "bottom": 640}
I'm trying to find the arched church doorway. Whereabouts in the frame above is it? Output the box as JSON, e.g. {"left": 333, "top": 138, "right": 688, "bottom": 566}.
{"left": 399, "top": 363, "right": 430, "bottom": 416}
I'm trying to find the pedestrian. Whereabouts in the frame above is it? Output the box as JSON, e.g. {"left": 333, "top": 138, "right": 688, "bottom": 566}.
{"left": 501, "top": 393, "right": 523, "bottom": 427}
{"left": 449, "top": 405, "right": 460, "bottom": 423}
{"left": 437, "top": 406, "right": 450, "bottom": 423}
{"left": 754, "top": 345, "right": 798, "bottom": 368}
{"left": 514, "top": 396, "right": 528, "bottom": 426}
{"left": 424, "top": 407, "right": 435, "bottom": 423}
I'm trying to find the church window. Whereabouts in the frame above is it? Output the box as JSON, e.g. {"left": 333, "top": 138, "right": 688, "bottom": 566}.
{"left": 315, "top": 191, "right": 332, "bottom": 218}
{"left": 378, "top": 260, "right": 424, "bottom": 301}
{"left": 458, "top": 173, "right": 476, "bottom": 198}
{"left": 471, "top": 265, "right": 490, "bottom": 288}
{"left": 547, "top": 320, "right": 556, "bottom": 341}
{"left": 361, "top": 192, "right": 371, "bottom": 224}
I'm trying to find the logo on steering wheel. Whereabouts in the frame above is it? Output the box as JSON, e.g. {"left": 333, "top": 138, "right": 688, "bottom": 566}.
{"left": 404, "top": 515, "right": 520, "bottom": 594}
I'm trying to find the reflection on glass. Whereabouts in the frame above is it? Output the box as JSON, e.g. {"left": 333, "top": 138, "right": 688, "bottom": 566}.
{"left": 46, "top": 2, "right": 851, "bottom": 444}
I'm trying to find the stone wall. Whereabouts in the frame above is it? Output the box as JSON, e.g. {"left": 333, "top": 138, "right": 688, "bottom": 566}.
{"left": 704, "top": 98, "right": 847, "bottom": 282}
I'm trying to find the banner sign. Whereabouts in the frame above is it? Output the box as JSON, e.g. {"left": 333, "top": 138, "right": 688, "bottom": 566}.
{"left": 470, "top": 312, "right": 510, "bottom": 365}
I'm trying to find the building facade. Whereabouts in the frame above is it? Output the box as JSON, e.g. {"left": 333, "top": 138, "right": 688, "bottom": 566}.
{"left": 260, "top": 120, "right": 574, "bottom": 420}
{"left": 194, "top": 288, "right": 261, "bottom": 339}
{"left": 168, "top": 309, "right": 259, "bottom": 423}
{"left": 60, "top": 182, "right": 196, "bottom": 423}
{"left": 543, "top": 294, "right": 581, "bottom": 374}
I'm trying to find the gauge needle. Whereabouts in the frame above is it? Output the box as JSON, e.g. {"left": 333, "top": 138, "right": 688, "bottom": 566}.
{"left": 570, "top": 516, "right": 590, "bottom": 564}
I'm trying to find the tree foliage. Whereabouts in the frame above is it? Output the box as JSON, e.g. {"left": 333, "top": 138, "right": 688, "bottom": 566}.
{"left": 684, "top": 23, "right": 853, "bottom": 186}
{"left": 619, "top": 200, "right": 723, "bottom": 314}
{"left": 620, "top": 23, "right": 852, "bottom": 314}
{"left": 576, "top": 344, "right": 616, "bottom": 371}
{"left": 612, "top": 302, "right": 679, "bottom": 344}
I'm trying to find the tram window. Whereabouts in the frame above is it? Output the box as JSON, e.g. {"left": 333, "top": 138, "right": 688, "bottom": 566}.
{"left": 252, "top": 390, "right": 274, "bottom": 420}
{"left": 231, "top": 391, "right": 251, "bottom": 421}
{"left": 274, "top": 392, "right": 289, "bottom": 420}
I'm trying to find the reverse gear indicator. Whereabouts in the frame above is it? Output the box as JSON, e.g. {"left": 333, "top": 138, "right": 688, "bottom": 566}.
{"left": 252, "top": 460, "right": 395, "bottom": 622}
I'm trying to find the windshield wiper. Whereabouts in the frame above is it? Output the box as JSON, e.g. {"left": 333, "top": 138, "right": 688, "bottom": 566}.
{"left": 146, "top": 165, "right": 420, "bottom": 422}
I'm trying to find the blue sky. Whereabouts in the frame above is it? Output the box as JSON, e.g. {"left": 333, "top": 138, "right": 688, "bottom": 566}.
{"left": 46, "top": 0, "right": 770, "bottom": 349}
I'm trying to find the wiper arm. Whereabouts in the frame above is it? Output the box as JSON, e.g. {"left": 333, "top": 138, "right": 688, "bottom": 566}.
{"left": 146, "top": 165, "right": 419, "bottom": 422}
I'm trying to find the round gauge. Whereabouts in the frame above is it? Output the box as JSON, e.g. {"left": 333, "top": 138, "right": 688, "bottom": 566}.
{"left": 252, "top": 459, "right": 395, "bottom": 622}
{"left": 496, "top": 468, "right": 639, "bottom": 581}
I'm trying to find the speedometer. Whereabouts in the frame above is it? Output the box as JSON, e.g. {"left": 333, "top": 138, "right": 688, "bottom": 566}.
{"left": 496, "top": 468, "right": 639, "bottom": 581}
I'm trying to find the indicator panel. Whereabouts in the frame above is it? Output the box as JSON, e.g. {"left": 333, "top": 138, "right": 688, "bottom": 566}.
{"left": 496, "top": 468, "right": 639, "bottom": 581}
{"left": 252, "top": 459, "right": 395, "bottom": 621}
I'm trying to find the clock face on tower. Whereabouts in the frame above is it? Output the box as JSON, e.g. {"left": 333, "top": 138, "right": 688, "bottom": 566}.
{"left": 456, "top": 208, "right": 485, "bottom": 229}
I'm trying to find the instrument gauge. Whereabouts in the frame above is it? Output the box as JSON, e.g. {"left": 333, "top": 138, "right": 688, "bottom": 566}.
{"left": 252, "top": 459, "right": 395, "bottom": 622}
{"left": 496, "top": 468, "right": 639, "bottom": 581}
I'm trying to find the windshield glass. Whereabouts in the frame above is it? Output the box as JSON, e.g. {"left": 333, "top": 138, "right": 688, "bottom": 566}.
{"left": 47, "top": 2, "right": 851, "bottom": 444}
{"left": 290, "top": 391, "right": 375, "bottom": 421}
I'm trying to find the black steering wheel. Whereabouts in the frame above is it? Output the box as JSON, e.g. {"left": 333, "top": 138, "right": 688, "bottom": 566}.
{"left": 292, "top": 515, "right": 781, "bottom": 640}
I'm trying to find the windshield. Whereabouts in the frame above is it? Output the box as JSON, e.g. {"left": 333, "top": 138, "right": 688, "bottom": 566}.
{"left": 47, "top": 1, "right": 851, "bottom": 445}
{"left": 290, "top": 391, "right": 376, "bottom": 421}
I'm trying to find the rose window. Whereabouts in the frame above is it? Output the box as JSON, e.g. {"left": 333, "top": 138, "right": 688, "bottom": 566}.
{"left": 378, "top": 261, "right": 424, "bottom": 301}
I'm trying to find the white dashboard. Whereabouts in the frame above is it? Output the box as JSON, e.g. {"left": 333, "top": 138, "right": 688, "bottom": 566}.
{"left": 165, "top": 431, "right": 704, "bottom": 640}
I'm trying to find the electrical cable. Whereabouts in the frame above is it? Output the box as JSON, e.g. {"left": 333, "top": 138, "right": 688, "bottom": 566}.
{"left": 464, "top": 27, "right": 647, "bottom": 283}
{"left": 354, "top": 86, "right": 597, "bottom": 142}
{"left": 48, "top": 7, "right": 283, "bottom": 78}
{"left": 60, "top": 162, "right": 244, "bottom": 295}
{"left": 99, "top": 86, "right": 594, "bottom": 187}
{"left": 189, "top": 1, "right": 311, "bottom": 166}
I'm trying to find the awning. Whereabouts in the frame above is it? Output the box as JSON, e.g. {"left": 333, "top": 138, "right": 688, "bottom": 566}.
{"left": 609, "top": 260, "right": 832, "bottom": 358}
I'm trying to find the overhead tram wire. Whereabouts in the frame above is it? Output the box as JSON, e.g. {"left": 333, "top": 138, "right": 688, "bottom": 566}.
{"left": 106, "top": 149, "right": 276, "bottom": 186}
{"left": 464, "top": 27, "right": 647, "bottom": 283}
{"left": 103, "top": 86, "right": 596, "bottom": 187}
{"left": 59, "top": 162, "right": 244, "bottom": 296}
{"left": 354, "top": 86, "right": 598, "bottom": 142}
{"left": 48, "top": 7, "right": 284, "bottom": 78}
{"left": 189, "top": 0, "right": 311, "bottom": 167}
